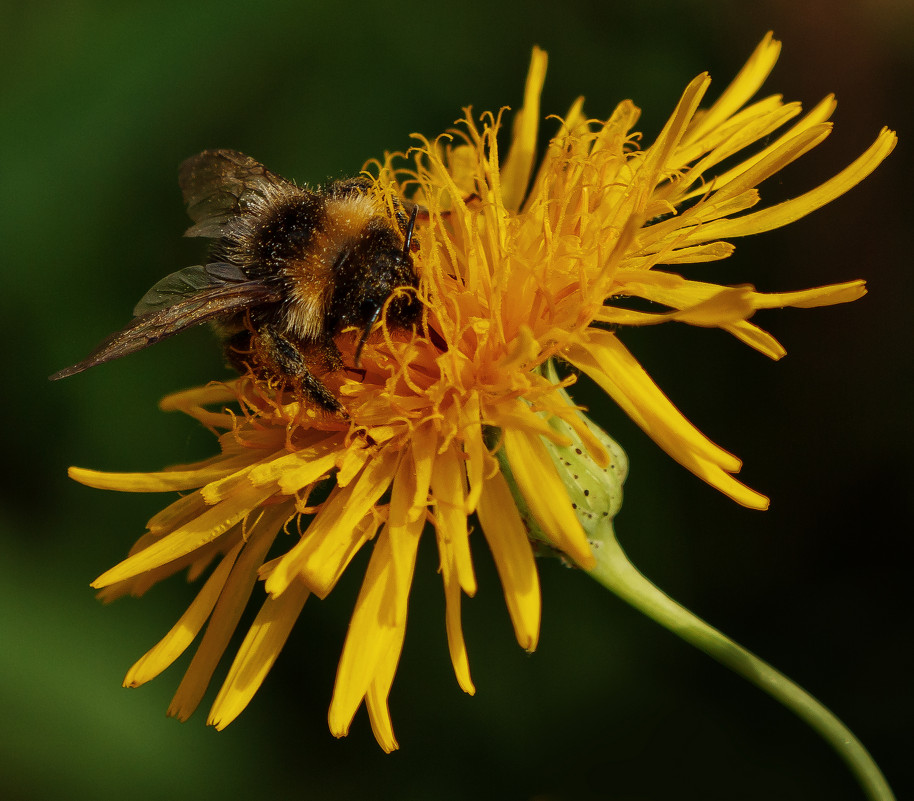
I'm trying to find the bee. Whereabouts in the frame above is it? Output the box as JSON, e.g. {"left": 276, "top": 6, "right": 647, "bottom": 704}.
{"left": 50, "top": 149, "right": 422, "bottom": 413}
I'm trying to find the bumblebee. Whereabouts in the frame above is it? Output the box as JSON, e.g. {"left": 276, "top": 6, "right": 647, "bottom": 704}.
{"left": 50, "top": 150, "right": 422, "bottom": 412}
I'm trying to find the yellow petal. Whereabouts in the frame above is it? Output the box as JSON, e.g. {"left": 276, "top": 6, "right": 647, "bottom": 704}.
{"left": 146, "top": 490, "right": 209, "bottom": 534}
{"left": 250, "top": 447, "right": 339, "bottom": 494}
{"left": 564, "top": 331, "right": 769, "bottom": 509}
{"left": 68, "top": 457, "right": 253, "bottom": 493}
{"left": 208, "top": 577, "right": 310, "bottom": 730}
{"left": 503, "top": 423, "right": 595, "bottom": 568}
{"left": 707, "top": 124, "right": 833, "bottom": 205}
{"left": 591, "top": 99, "right": 640, "bottom": 157}
{"left": 328, "top": 514, "right": 422, "bottom": 746}
{"left": 430, "top": 443, "right": 476, "bottom": 597}
{"left": 98, "top": 531, "right": 241, "bottom": 602}
{"left": 408, "top": 424, "right": 436, "bottom": 522}
{"left": 598, "top": 285, "right": 756, "bottom": 327}
{"left": 494, "top": 401, "right": 573, "bottom": 446}
{"left": 386, "top": 449, "right": 419, "bottom": 626}
{"left": 680, "top": 94, "right": 837, "bottom": 202}
{"left": 265, "top": 447, "right": 399, "bottom": 599}
{"left": 167, "top": 501, "right": 292, "bottom": 721}
{"left": 682, "top": 32, "right": 782, "bottom": 147}
{"left": 200, "top": 459, "right": 273, "bottom": 504}
{"left": 365, "top": 677, "right": 399, "bottom": 753}
{"left": 124, "top": 542, "right": 243, "bottom": 687}
{"left": 500, "top": 324, "right": 541, "bottom": 372}
{"left": 723, "top": 319, "right": 787, "bottom": 360}
{"left": 500, "top": 46, "right": 548, "bottom": 212}
{"left": 750, "top": 279, "right": 867, "bottom": 309}
{"left": 159, "top": 381, "right": 239, "bottom": 411}
{"left": 694, "top": 128, "right": 897, "bottom": 239}
{"left": 630, "top": 241, "right": 736, "bottom": 267}
{"left": 673, "top": 96, "right": 801, "bottom": 179}
{"left": 92, "top": 481, "right": 279, "bottom": 588}
{"left": 436, "top": 528, "right": 475, "bottom": 695}
{"left": 363, "top": 532, "right": 429, "bottom": 751}
{"left": 476, "top": 469, "right": 541, "bottom": 651}
{"left": 460, "top": 392, "right": 486, "bottom": 515}
{"left": 637, "top": 73, "right": 711, "bottom": 204}
{"left": 527, "top": 95, "right": 590, "bottom": 207}
{"left": 336, "top": 442, "right": 372, "bottom": 487}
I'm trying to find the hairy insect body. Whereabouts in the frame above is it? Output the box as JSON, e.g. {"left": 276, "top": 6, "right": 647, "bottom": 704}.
{"left": 51, "top": 150, "right": 422, "bottom": 413}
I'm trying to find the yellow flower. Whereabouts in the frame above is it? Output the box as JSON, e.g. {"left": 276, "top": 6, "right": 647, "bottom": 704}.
{"left": 71, "top": 33, "right": 895, "bottom": 752}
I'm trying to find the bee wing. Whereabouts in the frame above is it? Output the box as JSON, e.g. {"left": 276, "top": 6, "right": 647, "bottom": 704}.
{"left": 49, "top": 267, "right": 283, "bottom": 381}
{"left": 132, "top": 262, "right": 250, "bottom": 315}
{"left": 179, "top": 150, "right": 294, "bottom": 238}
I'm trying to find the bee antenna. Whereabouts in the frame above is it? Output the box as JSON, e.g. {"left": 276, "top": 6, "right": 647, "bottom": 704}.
{"left": 402, "top": 205, "right": 419, "bottom": 256}
{"left": 354, "top": 304, "right": 383, "bottom": 368}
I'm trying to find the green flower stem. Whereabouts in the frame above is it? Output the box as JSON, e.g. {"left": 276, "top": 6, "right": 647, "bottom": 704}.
{"left": 586, "top": 529, "right": 895, "bottom": 801}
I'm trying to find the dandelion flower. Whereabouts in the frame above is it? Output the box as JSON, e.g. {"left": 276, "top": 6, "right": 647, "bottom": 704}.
{"left": 70, "top": 32, "right": 895, "bottom": 790}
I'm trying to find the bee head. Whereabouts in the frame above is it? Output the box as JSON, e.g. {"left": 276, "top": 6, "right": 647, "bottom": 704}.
{"left": 330, "top": 206, "right": 422, "bottom": 365}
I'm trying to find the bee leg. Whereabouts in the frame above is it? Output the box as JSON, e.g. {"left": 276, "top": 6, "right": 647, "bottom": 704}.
{"left": 315, "top": 337, "right": 369, "bottom": 387}
{"left": 316, "top": 336, "right": 345, "bottom": 373}
{"left": 258, "top": 325, "right": 344, "bottom": 413}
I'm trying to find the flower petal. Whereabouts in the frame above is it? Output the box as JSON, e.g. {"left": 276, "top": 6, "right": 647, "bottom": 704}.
{"left": 167, "top": 501, "right": 292, "bottom": 720}
{"left": 682, "top": 32, "right": 781, "bottom": 147}
{"left": 694, "top": 128, "right": 897, "bottom": 239}
{"left": 431, "top": 442, "right": 476, "bottom": 596}
{"left": 503, "top": 422, "right": 596, "bottom": 568}
{"left": 435, "top": 527, "right": 475, "bottom": 695}
{"left": 91, "top": 481, "right": 280, "bottom": 588}
{"left": 750, "top": 280, "right": 867, "bottom": 309}
{"left": 565, "top": 330, "right": 769, "bottom": 509}
{"left": 328, "top": 513, "right": 423, "bottom": 748}
{"left": 636, "top": 73, "right": 711, "bottom": 204}
{"left": 123, "top": 541, "right": 243, "bottom": 687}
{"left": 208, "top": 577, "right": 310, "bottom": 730}
{"left": 476, "top": 469, "right": 541, "bottom": 651}
{"left": 500, "top": 46, "right": 548, "bottom": 212}
{"left": 265, "top": 447, "right": 399, "bottom": 599}
{"left": 68, "top": 457, "right": 254, "bottom": 493}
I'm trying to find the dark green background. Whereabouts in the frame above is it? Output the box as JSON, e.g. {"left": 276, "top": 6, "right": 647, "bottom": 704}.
{"left": 3, "top": 1, "right": 911, "bottom": 799}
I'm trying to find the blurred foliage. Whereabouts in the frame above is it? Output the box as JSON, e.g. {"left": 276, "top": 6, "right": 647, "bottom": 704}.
{"left": 2, "top": 0, "right": 912, "bottom": 799}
